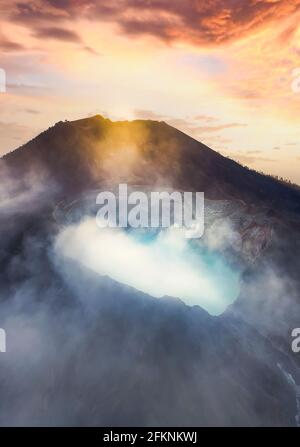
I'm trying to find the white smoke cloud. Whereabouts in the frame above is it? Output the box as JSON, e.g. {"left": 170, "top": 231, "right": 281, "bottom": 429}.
{"left": 0, "top": 160, "right": 59, "bottom": 214}
{"left": 203, "top": 218, "right": 241, "bottom": 251}
{"left": 54, "top": 217, "right": 241, "bottom": 315}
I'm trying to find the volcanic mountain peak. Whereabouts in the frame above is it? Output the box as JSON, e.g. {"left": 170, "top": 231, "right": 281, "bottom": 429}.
{"left": 1, "top": 115, "right": 300, "bottom": 213}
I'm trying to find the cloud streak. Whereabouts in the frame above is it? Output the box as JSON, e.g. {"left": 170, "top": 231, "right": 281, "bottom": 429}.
{"left": 32, "top": 26, "right": 82, "bottom": 42}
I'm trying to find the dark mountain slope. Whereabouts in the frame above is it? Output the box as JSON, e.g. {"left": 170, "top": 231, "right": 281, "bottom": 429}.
{"left": 2, "top": 115, "right": 300, "bottom": 213}
{"left": 1, "top": 115, "right": 300, "bottom": 426}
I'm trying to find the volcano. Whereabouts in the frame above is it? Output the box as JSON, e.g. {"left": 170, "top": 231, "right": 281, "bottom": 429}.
{"left": 3, "top": 115, "right": 300, "bottom": 208}
{"left": 0, "top": 115, "right": 300, "bottom": 426}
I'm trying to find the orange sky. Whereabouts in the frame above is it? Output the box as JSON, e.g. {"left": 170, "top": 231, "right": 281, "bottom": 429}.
{"left": 0, "top": 0, "right": 300, "bottom": 183}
